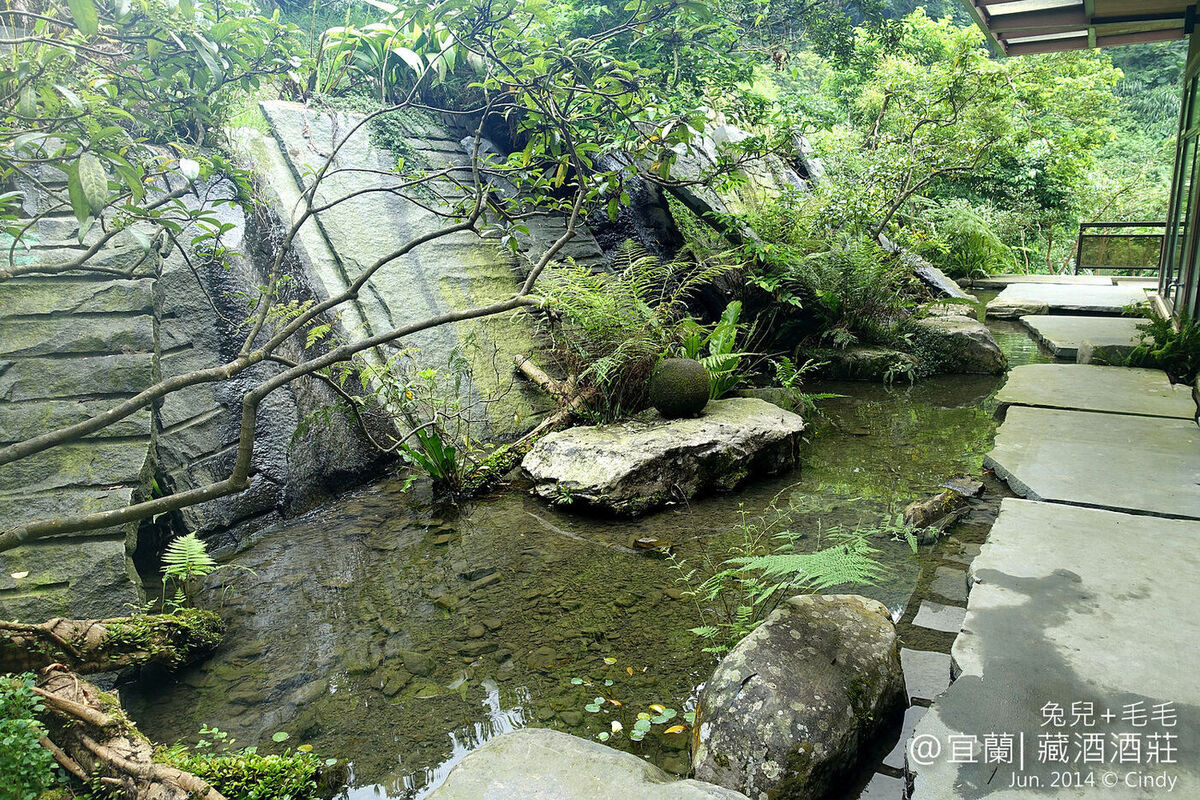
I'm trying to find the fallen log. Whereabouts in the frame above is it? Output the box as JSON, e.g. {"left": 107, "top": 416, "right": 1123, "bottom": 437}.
{"left": 0, "top": 608, "right": 225, "bottom": 675}
{"left": 35, "top": 667, "right": 228, "bottom": 800}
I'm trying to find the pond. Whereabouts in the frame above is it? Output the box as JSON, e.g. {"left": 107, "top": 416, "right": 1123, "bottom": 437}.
{"left": 122, "top": 321, "right": 1053, "bottom": 799}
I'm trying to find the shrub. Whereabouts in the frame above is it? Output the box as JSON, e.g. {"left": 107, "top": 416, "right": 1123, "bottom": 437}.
{"left": 1126, "top": 311, "right": 1200, "bottom": 383}
{"left": 157, "top": 728, "right": 341, "bottom": 800}
{"left": 538, "top": 245, "right": 728, "bottom": 419}
{"left": 0, "top": 673, "right": 58, "bottom": 800}
{"left": 912, "top": 201, "right": 1016, "bottom": 279}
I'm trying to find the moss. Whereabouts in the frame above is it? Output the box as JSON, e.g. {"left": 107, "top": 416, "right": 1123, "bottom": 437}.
{"left": 648, "top": 359, "right": 710, "bottom": 419}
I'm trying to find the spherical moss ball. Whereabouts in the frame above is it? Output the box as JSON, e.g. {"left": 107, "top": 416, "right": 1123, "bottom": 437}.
{"left": 649, "top": 358, "right": 710, "bottom": 419}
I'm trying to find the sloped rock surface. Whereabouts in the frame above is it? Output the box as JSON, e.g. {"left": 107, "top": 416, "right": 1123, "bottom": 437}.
{"left": 912, "top": 315, "right": 1007, "bottom": 375}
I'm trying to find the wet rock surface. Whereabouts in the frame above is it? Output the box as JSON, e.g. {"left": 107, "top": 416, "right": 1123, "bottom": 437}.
{"left": 691, "top": 594, "right": 905, "bottom": 800}
{"left": 522, "top": 398, "right": 805, "bottom": 516}
{"left": 427, "top": 728, "right": 750, "bottom": 800}
{"left": 912, "top": 315, "right": 1007, "bottom": 375}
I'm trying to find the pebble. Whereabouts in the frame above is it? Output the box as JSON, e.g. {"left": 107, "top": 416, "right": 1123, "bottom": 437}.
{"left": 466, "top": 623, "right": 486, "bottom": 639}
{"left": 469, "top": 574, "right": 501, "bottom": 592}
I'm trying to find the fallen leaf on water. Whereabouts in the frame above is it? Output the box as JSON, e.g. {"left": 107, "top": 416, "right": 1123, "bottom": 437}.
{"left": 664, "top": 725, "right": 688, "bottom": 734}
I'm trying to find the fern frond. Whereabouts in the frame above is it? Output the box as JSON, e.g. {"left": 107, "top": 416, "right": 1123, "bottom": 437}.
{"left": 161, "top": 533, "right": 216, "bottom": 581}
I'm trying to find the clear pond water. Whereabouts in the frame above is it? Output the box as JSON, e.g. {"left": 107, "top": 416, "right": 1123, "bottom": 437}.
{"left": 123, "top": 324, "right": 1053, "bottom": 798}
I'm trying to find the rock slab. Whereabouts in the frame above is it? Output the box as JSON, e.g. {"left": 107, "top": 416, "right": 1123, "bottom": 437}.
{"left": 985, "top": 405, "right": 1200, "bottom": 519}
{"left": 996, "top": 364, "right": 1194, "bottom": 419}
{"left": 910, "top": 499, "right": 1200, "bottom": 798}
{"left": 1018, "top": 314, "right": 1142, "bottom": 360}
{"left": 522, "top": 398, "right": 804, "bottom": 516}
{"left": 692, "top": 594, "right": 905, "bottom": 800}
{"left": 986, "top": 282, "right": 1149, "bottom": 317}
{"left": 426, "top": 728, "right": 749, "bottom": 800}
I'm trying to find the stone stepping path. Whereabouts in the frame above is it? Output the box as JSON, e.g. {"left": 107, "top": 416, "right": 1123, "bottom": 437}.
{"left": 1019, "top": 314, "right": 1143, "bottom": 360}
{"left": 912, "top": 601, "right": 967, "bottom": 634}
{"left": 901, "top": 648, "right": 953, "bottom": 705}
{"left": 997, "top": 364, "right": 1195, "bottom": 419}
{"left": 910, "top": 499, "right": 1200, "bottom": 797}
{"left": 986, "top": 282, "right": 1150, "bottom": 318}
{"left": 986, "top": 405, "right": 1200, "bottom": 519}
{"left": 968, "top": 274, "right": 1115, "bottom": 288}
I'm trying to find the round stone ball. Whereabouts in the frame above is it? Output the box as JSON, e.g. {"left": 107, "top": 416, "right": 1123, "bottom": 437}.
{"left": 648, "top": 358, "right": 710, "bottom": 419}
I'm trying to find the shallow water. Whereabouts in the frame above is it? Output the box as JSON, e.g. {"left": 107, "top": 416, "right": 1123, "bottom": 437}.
{"left": 123, "top": 325, "right": 1053, "bottom": 798}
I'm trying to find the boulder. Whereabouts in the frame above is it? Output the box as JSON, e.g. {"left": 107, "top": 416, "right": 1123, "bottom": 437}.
{"left": 521, "top": 398, "right": 804, "bottom": 516}
{"left": 1075, "top": 339, "right": 1136, "bottom": 366}
{"left": 912, "top": 315, "right": 1007, "bottom": 375}
{"left": 691, "top": 594, "right": 905, "bottom": 800}
{"left": 426, "top": 728, "right": 750, "bottom": 800}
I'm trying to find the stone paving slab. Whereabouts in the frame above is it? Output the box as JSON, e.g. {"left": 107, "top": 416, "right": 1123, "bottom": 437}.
{"left": 985, "top": 406, "right": 1200, "bottom": 519}
{"left": 913, "top": 601, "right": 968, "bottom": 633}
{"left": 1018, "top": 315, "right": 1143, "bottom": 359}
{"left": 901, "top": 648, "right": 952, "bottom": 705}
{"left": 986, "top": 283, "right": 1149, "bottom": 317}
{"left": 909, "top": 499, "right": 1200, "bottom": 798}
{"left": 883, "top": 705, "right": 928, "bottom": 770}
{"left": 968, "top": 274, "right": 1113, "bottom": 288}
{"left": 996, "top": 364, "right": 1195, "bottom": 420}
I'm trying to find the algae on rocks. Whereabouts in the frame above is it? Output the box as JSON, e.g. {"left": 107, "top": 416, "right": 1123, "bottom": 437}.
{"left": 691, "top": 594, "right": 905, "bottom": 800}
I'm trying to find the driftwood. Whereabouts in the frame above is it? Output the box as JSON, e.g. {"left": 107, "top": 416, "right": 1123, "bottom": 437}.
{"left": 0, "top": 609, "right": 225, "bottom": 674}
{"left": 904, "top": 488, "right": 970, "bottom": 534}
{"left": 35, "top": 667, "right": 228, "bottom": 800}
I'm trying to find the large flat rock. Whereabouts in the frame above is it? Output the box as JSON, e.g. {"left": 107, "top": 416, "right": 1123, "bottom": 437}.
{"left": 996, "top": 364, "right": 1194, "bottom": 419}
{"left": 1019, "top": 315, "right": 1143, "bottom": 360}
{"left": 426, "top": 728, "right": 749, "bottom": 800}
{"left": 910, "top": 499, "right": 1200, "bottom": 798}
{"left": 985, "top": 406, "right": 1200, "bottom": 518}
{"left": 522, "top": 397, "right": 804, "bottom": 515}
{"left": 986, "top": 283, "right": 1149, "bottom": 318}
{"left": 968, "top": 274, "right": 1113, "bottom": 288}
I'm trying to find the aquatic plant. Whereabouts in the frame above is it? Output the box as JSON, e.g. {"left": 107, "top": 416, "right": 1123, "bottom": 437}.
{"left": 157, "top": 726, "right": 343, "bottom": 800}
{"left": 568, "top": 658, "right": 694, "bottom": 745}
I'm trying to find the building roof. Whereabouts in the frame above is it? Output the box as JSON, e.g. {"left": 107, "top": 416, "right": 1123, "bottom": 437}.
{"left": 963, "top": 0, "right": 1194, "bottom": 55}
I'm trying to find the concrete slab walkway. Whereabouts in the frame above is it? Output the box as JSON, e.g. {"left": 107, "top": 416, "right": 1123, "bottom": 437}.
{"left": 996, "top": 364, "right": 1195, "bottom": 419}
{"left": 986, "top": 405, "right": 1200, "bottom": 519}
{"left": 986, "top": 283, "right": 1150, "bottom": 318}
{"left": 967, "top": 274, "right": 1115, "bottom": 288}
{"left": 910, "top": 499, "right": 1200, "bottom": 799}
{"left": 1019, "top": 315, "right": 1143, "bottom": 360}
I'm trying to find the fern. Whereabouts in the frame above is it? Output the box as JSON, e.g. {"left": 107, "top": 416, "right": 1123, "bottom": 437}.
{"left": 1126, "top": 310, "right": 1200, "bottom": 382}
{"left": 730, "top": 532, "right": 884, "bottom": 591}
{"left": 161, "top": 533, "right": 217, "bottom": 610}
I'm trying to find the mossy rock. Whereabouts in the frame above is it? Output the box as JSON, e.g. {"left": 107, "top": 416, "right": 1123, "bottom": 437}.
{"left": 648, "top": 358, "right": 709, "bottom": 419}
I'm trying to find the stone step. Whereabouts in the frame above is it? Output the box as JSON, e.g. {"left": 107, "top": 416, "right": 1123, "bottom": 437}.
{"left": 0, "top": 314, "right": 156, "bottom": 358}
{"left": 909, "top": 499, "right": 1200, "bottom": 798}
{"left": 1018, "top": 314, "right": 1143, "bottom": 360}
{"left": 986, "top": 282, "right": 1151, "bottom": 318}
{"left": 4, "top": 241, "right": 152, "bottom": 275}
{"left": 986, "top": 405, "right": 1200, "bottom": 519}
{"left": 996, "top": 364, "right": 1195, "bottom": 420}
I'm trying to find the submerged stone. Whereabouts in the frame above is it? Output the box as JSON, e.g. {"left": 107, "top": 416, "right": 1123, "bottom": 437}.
{"left": 426, "top": 728, "right": 750, "bottom": 800}
{"left": 521, "top": 398, "right": 804, "bottom": 516}
{"left": 691, "top": 594, "right": 905, "bottom": 800}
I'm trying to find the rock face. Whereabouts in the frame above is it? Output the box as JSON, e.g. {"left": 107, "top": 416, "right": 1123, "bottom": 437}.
{"left": 691, "top": 594, "right": 905, "bottom": 800}
{"left": 521, "top": 398, "right": 804, "bottom": 516}
{"left": 427, "top": 728, "right": 750, "bottom": 800}
{"left": 912, "top": 315, "right": 1007, "bottom": 375}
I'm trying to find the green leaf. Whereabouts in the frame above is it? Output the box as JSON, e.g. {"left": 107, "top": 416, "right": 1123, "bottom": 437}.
{"left": 77, "top": 153, "right": 107, "bottom": 214}
{"left": 67, "top": 0, "right": 99, "bottom": 35}
{"left": 66, "top": 167, "right": 90, "bottom": 225}
{"left": 272, "top": 731, "right": 290, "bottom": 742}
{"left": 128, "top": 228, "right": 152, "bottom": 253}
{"left": 17, "top": 86, "right": 35, "bottom": 118}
